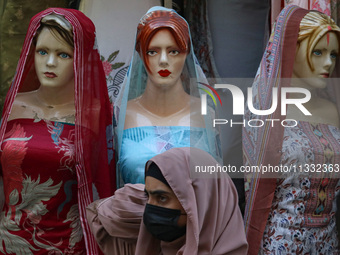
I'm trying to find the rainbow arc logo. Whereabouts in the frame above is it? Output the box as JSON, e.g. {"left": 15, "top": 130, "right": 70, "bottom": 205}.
{"left": 198, "top": 82, "right": 222, "bottom": 115}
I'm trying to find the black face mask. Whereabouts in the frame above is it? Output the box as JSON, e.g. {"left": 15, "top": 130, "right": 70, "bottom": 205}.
{"left": 143, "top": 203, "right": 186, "bottom": 242}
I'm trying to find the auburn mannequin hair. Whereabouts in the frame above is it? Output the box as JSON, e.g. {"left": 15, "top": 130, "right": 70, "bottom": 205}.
{"left": 135, "top": 10, "right": 190, "bottom": 73}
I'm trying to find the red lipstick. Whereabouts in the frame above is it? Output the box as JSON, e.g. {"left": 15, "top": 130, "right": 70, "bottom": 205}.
{"left": 45, "top": 72, "right": 57, "bottom": 78}
{"left": 158, "top": 69, "right": 171, "bottom": 77}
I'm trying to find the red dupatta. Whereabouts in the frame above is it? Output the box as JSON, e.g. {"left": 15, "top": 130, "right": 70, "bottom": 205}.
{"left": 0, "top": 8, "right": 115, "bottom": 254}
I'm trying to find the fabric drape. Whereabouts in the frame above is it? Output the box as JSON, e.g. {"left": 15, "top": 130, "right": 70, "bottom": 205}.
{"left": 135, "top": 147, "right": 248, "bottom": 254}
{"left": 86, "top": 184, "right": 146, "bottom": 254}
{"left": 243, "top": 5, "right": 340, "bottom": 254}
{"left": 114, "top": 6, "right": 222, "bottom": 188}
{"left": 0, "top": 0, "right": 70, "bottom": 114}
{"left": 243, "top": 5, "right": 307, "bottom": 254}
{"left": 183, "top": 0, "right": 219, "bottom": 79}
{"left": 0, "top": 8, "right": 115, "bottom": 254}
{"left": 87, "top": 147, "right": 247, "bottom": 254}
{"left": 271, "top": 0, "right": 340, "bottom": 27}
{"left": 78, "top": 0, "right": 160, "bottom": 102}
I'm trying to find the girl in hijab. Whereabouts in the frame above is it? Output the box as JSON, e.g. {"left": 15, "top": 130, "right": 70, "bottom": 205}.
{"left": 114, "top": 6, "right": 222, "bottom": 188}
{"left": 243, "top": 5, "right": 340, "bottom": 254}
{"left": 87, "top": 147, "right": 248, "bottom": 254}
{"left": 0, "top": 8, "right": 114, "bottom": 254}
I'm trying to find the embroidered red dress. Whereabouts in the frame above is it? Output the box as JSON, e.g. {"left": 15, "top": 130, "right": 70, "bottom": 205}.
{"left": 0, "top": 119, "right": 86, "bottom": 254}
{"left": 0, "top": 8, "right": 115, "bottom": 255}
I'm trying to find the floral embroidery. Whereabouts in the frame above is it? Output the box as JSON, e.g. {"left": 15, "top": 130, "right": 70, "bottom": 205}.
{"left": 63, "top": 204, "right": 83, "bottom": 250}
{"left": 0, "top": 176, "right": 62, "bottom": 255}
{"left": 100, "top": 50, "right": 125, "bottom": 81}
{"left": 311, "top": 0, "right": 331, "bottom": 16}
{"left": 46, "top": 121, "right": 76, "bottom": 173}
{"left": 0, "top": 120, "right": 85, "bottom": 254}
{"left": 1, "top": 123, "right": 30, "bottom": 204}
{"left": 101, "top": 51, "right": 126, "bottom": 101}
{"left": 261, "top": 122, "right": 340, "bottom": 254}
{"left": 102, "top": 61, "right": 112, "bottom": 76}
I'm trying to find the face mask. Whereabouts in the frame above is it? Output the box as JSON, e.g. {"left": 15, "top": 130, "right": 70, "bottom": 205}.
{"left": 143, "top": 203, "right": 186, "bottom": 242}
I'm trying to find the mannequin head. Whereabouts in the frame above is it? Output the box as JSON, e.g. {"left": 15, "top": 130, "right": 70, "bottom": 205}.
{"left": 293, "top": 31, "right": 339, "bottom": 89}
{"left": 296, "top": 11, "right": 340, "bottom": 71}
{"left": 33, "top": 15, "right": 74, "bottom": 90}
{"left": 145, "top": 29, "right": 187, "bottom": 89}
{"left": 292, "top": 11, "right": 340, "bottom": 89}
{"left": 135, "top": 9, "right": 190, "bottom": 73}
{"left": 34, "top": 14, "right": 73, "bottom": 48}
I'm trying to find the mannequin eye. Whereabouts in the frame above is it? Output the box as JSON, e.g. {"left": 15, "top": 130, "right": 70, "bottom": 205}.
{"left": 312, "top": 50, "right": 322, "bottom": 56}
{"left": 147, "top": 50, "right": 157, "bottom": 56}
{"left": 330, "top": 52, "right": 338, "bottom": 59}
{"left": 37, "top": 50, "right": 47, "bottom": 56}
{"left": 169, "top": 50, "right": 180, "bottom": 55}
{"left": 59, "top": 53, "right": 71, "bottom": 59}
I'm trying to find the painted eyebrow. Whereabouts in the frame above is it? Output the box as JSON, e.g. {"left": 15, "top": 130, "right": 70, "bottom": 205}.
{"left": 36, "top": 45, "right": 73, "bottom": 51}
{"left": 36, "top": 46, "right": 49, "bottom": 50}
{"left": 314, "top": 48, "right": 338, "bottom": 51}
{"left": 147, "top": 46, "right": 179, "bottom": 50}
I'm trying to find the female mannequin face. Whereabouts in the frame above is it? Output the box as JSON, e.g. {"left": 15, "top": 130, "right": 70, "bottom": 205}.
{"left": 145, "top": 29, "right": 187, "bottom": 89}
{"left": 34, "top": 27, "right": 74, "bottom": 90}
{"left": 292, "top": 32, "right": 339, "bottom": 89}
{"left": 145, "top": 176, "right": 187, "bottom": 227}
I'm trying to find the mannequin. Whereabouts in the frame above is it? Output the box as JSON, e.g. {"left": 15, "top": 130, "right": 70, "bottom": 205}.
{"left": 243, "top": 6, "right": 340, "bottom": 254}
{"left": 288, "top": 21, "right": 339, "bottom": 127}
{"left": 9, "top": 14, "right": 75, "bottom": 123}
{"left": 124, "top": 28, "right": 203, "bottom": 128}
{"left": 115, "top": 6, "right": 221, "bottom": 188}
{"left": 0, "top": 8, "right": 114, "bottom": 254}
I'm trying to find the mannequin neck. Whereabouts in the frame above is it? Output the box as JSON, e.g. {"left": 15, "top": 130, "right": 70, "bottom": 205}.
{"left": 139, "top": 78, "right": 190, "bottom": 117}
{"left": 36, "top": 85, "right": 75, "bottom": 107}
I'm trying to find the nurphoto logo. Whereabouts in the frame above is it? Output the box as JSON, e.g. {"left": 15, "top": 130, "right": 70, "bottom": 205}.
{"left": 199, "top": 83, "right": 312, "bottom": 128}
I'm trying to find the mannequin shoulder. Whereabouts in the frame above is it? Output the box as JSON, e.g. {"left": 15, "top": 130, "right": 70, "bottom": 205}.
{"left": 124, "top": 99, "right": 153, "bottom": 129}
{"left": 8, "top": 91, "right": 75, "bottom": 124}
{"left": 189, "top": 96, "right": 201, "bottom": 106}
{"left": 287, "top": 97, "right": 339, "bottom": 127}
{"left": 14, "top": 91, "right": 37, "bottom": 104}
{"left": 126, "top": 99, "right": 142, "bottom": 113}
{"left": 8, "top": 91, "right": 39, "bottom": 121}
{"left": 317, "top": 99, "right": 339, "bottom": 127}
{"left": 188, "top": 96, "right": 210, "bottom": 128}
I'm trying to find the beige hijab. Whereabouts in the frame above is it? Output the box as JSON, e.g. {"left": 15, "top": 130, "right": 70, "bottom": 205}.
{"left": 87, "top": 147, "right": 247, "bottom": 254}
{"left": 86, "top": 183, "right": 146, "bottom": 254}
{"left": 135, "top": 147, "right": 248, "bottom": 255}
